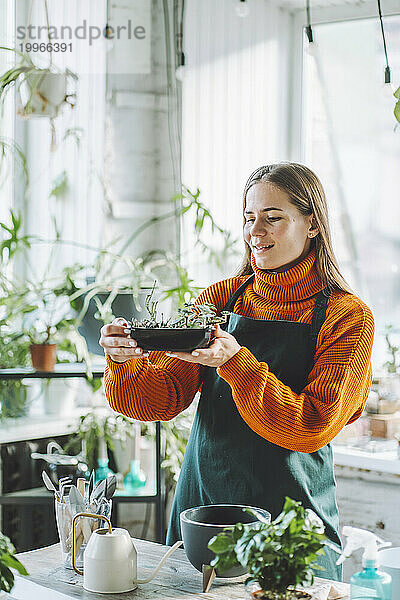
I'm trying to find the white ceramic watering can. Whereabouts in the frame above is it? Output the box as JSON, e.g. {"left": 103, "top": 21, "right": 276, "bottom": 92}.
{"left": 72, "top": 512, "right": 183, "bottom": 594}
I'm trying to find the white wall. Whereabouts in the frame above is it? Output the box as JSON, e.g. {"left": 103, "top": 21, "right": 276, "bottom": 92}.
{"left": 181, "top": 0, "right": 292, "bottom": 286}
{"left": 104, "top": 0, "right": 181, "bottom": 267}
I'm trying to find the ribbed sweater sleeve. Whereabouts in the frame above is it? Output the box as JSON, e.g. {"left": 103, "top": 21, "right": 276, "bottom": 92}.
{"left": 104, "top": 251, "right": 374, "bottom": 452}
{"left": 217, "top": 295, "right": 374, "bottom": 453}
{"left": 103, "top": 277, "right": 245, "bottom": 421}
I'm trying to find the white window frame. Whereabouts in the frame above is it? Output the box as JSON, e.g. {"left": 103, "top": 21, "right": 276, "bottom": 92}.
{"left": 288, "top": 0, "right": 400, "bottom": 161}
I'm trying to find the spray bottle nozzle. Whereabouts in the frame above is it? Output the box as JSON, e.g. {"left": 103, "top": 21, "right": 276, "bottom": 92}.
{"left": 336, "top": 526, "right": 391, "bottom": 567}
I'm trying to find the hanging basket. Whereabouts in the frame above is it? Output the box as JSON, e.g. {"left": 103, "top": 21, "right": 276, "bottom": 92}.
{"left": 18, "top": 69, "right": 77, "bottom": 119}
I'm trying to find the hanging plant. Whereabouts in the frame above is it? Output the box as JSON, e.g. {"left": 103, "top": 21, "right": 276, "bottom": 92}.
{"left": 0, "top": 47, "right": 77, "bottom": 120}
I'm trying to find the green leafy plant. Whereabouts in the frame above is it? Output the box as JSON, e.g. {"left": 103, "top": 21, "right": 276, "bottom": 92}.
{"left": 208, "top": 497, "right": 337, "bottom": 600}
{"left": 0, "top": 531, "right": 28, "bottom": 592}
{"left": 0, "top": 319, "right": 32, "bottom": 420}
{"left": 0, "top": 47, "right": 40, "bottom": 107}
{"left": 394, "top": 85, "right": 400, "bottom": 124}
{"left": 0, "top": 138, "right": 29, "bottom": 189}
{"left": 49, "top": 170, "right": 68, "bottom": 199}
{"left": 0, "top": 210, "right": 31, "bottom": 262}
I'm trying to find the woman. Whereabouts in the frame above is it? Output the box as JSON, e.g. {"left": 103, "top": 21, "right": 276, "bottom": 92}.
{"left": 100, "top": 163, "right": 374, "bottom": 581}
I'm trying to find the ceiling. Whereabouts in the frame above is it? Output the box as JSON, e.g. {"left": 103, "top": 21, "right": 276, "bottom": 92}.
{"left": 275, "top": 0, "right": 371, "bottom": 11}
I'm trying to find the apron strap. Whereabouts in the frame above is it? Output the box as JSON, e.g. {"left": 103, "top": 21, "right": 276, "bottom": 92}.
{"left": 221, "top": 274, "right": 255, "bottom": 313}
{"left": 308, "top": 288, "right": 330, "bottom": 368}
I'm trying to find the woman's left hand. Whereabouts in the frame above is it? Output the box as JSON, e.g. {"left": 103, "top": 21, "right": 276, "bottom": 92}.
{"left": 165, "top": 324, "right": 242, "bottom": 367}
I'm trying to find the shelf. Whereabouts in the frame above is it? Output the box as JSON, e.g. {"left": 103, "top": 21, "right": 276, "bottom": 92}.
{"left": 334, "top": 443, "right": 400, "bottom": 475}
{"left": 0, "top": 361, "right": 106, "bottom": 380}
{"left": 0, "top": 484, "right": 158, "bottom": 505}
{"left": 0, "top": 406, "right": 110, "bottom": 444}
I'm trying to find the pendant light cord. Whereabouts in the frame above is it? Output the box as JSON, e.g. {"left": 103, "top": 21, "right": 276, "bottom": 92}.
{"left": 305, "top": 0, "right": 313, "bottom": 44}
{"left": 377, "top": 0, "right": 391, "bottom": 82}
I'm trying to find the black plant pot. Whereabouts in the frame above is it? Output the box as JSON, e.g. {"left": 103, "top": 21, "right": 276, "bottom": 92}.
{"left": 180, "top": 504, "right": 271, "bottom": 577}
{"left": 129, "top": 326, "right": 213, "bottom": 352}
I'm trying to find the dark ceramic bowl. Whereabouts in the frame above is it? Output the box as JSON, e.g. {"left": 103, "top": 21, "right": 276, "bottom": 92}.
{"left": 180, "top": 504, "right": 271, "bottom": 577}
{"left": 129, "top": 326, "right": 213, "bottom": 351}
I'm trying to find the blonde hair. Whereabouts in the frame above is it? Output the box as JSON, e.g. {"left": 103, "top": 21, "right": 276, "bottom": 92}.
{"left": 237, "top": 162, "right": 353, "bottom": 294}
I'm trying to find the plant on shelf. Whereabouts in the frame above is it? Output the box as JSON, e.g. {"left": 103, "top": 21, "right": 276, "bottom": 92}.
{"left": 208, "top": 497, "right": 338, "bottom": 600}
{"left": 64, "top": 411, "right": 136, "bottom": 473}
{"left": 0, "top": 531, "right": 28, "bottom": 593}
{"left": 383, "top": 324, "right": 400, "bottom": 374}
{"left": 370, "top": 324, "right": 400, "bottom": 415}
{"left": 1, "top": 272, "right": 88, "bottom": 372}
{"left": 0, "top": 211, "right": 89, "bottom": 372}
{"left": 0, "top": 318, "right": 32, "bottom": 420}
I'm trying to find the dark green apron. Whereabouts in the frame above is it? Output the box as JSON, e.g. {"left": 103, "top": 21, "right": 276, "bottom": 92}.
{"left": 166, "top": 275, "right": 342, "bottom": 581}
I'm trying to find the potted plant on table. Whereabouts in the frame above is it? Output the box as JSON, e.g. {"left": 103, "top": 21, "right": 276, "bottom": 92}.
{"left": 208, "top": 497, "right": 339, "bottom": 600}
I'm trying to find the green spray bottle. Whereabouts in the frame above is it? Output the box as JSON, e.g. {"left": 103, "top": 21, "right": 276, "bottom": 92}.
{"left": 337, "top": 526, "right": 392, "bottom": 600}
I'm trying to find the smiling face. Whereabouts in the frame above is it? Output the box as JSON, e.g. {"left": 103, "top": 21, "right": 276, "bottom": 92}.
{"left": 243, "top": 182, "right": 319, "bottom": 272}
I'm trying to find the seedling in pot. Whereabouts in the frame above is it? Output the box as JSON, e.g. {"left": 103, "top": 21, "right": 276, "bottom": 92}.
{"left": 129, "top": 283, "right": 230, "bottom": 351}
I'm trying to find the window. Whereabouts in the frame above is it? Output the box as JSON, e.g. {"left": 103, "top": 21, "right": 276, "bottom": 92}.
{"left": 299, "top": 9, "right": 400, "bottom": 368}
{"left": 0, "top": 0, "right": 16, "bottom": 223}
{"left": 1, "top": 1, "right": 107, "bottom": 274}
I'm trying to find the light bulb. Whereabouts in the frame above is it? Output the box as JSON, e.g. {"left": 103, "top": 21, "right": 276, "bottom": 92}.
{"left": 235, "top": 0, "right": 250, "bottom": 17}
{"left": 104, "top": 23, "right": 114, "bottom": 53}
{"left": 382, "top": 81, "right": 395, "bottom": 98}
{"left": 176, "top": 65, "right": 185, "bottom": 82}
{"left": 306, "top": 41, "right": 318, "bottom": 57}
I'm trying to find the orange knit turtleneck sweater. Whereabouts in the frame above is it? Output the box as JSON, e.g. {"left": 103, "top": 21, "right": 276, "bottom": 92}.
{"left": 104, "top": 249, "right": 374, "bottom": 453}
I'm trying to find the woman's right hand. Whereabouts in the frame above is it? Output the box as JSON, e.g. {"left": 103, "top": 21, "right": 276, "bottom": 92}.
{"left": 99, "top": 318, "right": 147, "bottom": 363}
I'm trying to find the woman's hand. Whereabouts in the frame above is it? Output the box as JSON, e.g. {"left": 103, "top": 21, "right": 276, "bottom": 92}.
{"left": 165, "top": 324, "right": 241, "bottom": 368}
{"left": 99, "top": 318, "right": 148, "bottom": 363}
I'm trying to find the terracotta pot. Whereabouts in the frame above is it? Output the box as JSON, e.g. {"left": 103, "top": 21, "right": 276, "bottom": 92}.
{"left": 29, "top": 344, "right": 57, "bottom": 372}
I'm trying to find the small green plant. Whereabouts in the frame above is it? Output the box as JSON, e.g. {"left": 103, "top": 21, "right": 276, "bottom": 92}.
{"left": 208, "top": 497, "right": 337, "bottom": 600}
{"left": 0, "top": 531, "right": 28, "bottom": 592}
